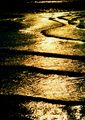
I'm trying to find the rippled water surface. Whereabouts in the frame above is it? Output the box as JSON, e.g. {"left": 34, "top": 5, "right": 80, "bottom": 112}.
{"left": 0, "top": 9, "right": 85, "bottom": 119}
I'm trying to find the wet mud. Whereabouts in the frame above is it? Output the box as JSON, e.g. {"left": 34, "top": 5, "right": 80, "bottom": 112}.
{"left": 0, "top": 5, "right": 85, "bottom": 120}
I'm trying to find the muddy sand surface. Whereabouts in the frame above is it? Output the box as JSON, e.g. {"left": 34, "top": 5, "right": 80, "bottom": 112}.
{"left": 0, "top": 10, "right": 85, "bottom": 119}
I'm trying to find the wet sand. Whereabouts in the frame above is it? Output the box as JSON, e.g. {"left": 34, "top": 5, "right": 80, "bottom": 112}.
{"left": 0, "top": 3, "right": 85, "bottom": 120}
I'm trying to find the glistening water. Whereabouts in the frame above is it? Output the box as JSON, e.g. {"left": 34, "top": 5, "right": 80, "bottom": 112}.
{"left": 0, "top": 8, "right": 85, "bottom": 120}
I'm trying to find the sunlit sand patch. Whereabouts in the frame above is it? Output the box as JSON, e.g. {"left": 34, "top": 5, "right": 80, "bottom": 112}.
{"left": 1, "top": 72, "right": 83, "bottom": 101}
{"left": 42, "top": 25, "right": 83, "bottom": 40}
{"left": 19, "top": 12, "right": 69, "bottom": 36}
{"left": 20, "top": 13, "right": 59, "bottom": 31}
{"left": 16, "top": 11, "right": 85, "bottom": 55}
{"left": 0, "top": 10, "right": 85, "bottom": 120}
{"left": 24, "top": 101, "right": 83, "bottom": 120}
{"left": 20, "top": 56, "right": 85, "bottom": 73}
{"left": 24, "top": 102, "right": 68, "bottom": 120}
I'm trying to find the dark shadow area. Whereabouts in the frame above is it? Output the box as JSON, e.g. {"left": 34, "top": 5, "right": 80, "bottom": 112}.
{"left": 0, "top": 14, "right": 24, "bottom": 19}
{"left": 0, "top": 94, "right": 85, "bottom": 106}
{"left": 0, "top": 65, "right": 84, "bottom": 77}
{"left": 0, "top": 94, "right": 34, "bottom": 120}
{"left": 0, "top": 0, "right": 28, "bottom": 13}
{"left": 0, "top": 12, "right": 25, "bottom": 32}
{"left": 0, "top": 48, "right": 85, "bottom": 62}
{"left": 0, "top": 0, "right": 85, "bottom": 13}
{"left": 0, "top": 20, "right": 25, "bottom": 32}
{"left": 0, "top": 19, "right": 35, "bottom": 47}
{"left": 0, "top": 31, "right": 35, "bottom": 47}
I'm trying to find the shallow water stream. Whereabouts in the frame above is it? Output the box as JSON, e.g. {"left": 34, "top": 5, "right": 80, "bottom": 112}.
{"left": 0, "top": 9, "right": 85, "bottom": 119}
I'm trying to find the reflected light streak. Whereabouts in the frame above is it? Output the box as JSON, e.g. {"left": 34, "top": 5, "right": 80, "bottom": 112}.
{"left": 40, "top": 37, "right": 57, "bottom": 52}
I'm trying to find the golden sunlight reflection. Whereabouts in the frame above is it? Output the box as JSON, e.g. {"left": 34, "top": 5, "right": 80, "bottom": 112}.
{"left": 45, "top": 25, "right": 84, "bottom": 40}
{"left": 0, "top": 7, "right": 85, "bottom": 120}
{"left": 17, "top": 11, "right": 85, "bottom": 56}
{"left": 7, "top": 73, "right": 84, "bottom": 101}
{"left": 40, "top": 37, "right": 57, "bottom": 51}
{"left": 24, "top": 102, "right": 82, "bottom": 120}
{"left": 9, "top": 11, "right": 85, "bottom": 102}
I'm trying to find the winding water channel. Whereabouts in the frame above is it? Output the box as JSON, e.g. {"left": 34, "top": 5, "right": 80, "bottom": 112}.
{"left": 0, "top": 8, "right": 85, "bottom": 119}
